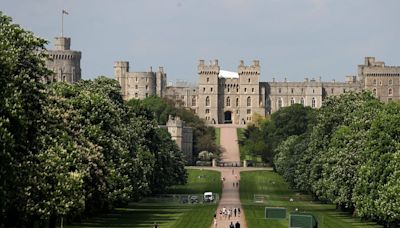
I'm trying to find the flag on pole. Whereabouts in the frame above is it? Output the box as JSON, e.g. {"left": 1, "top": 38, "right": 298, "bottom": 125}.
{"left": 62, "top": 10, "right": 69, "bottom": 15}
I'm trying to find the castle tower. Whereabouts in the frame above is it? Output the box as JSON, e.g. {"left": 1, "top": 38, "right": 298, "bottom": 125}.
{"left": 238, "top": 60, "right": 263, "bottom": 124}
{"left": 197, "top": 60, "right": 220, "bottom": 124}
{"left": 156, "top": 66, "right": 167, "bottom": 97}
{"left": 45, "top": 37, "right": 81, "bottom": 83}
{"left": 114, "top": 61, "right": 129, "bottom": 99}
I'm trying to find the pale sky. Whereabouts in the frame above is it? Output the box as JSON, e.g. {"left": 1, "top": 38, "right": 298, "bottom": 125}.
{"left": 1, "top": 0, "right": 399, "bottom": 83}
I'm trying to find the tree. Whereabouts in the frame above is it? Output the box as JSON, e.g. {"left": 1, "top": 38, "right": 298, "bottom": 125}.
{"left": 354, "top": 102, "right": 400, "bottom": 226}
{"left": 257, "top": 104, "right": 316, "bottom": 162}
{"left": 0, "top": 11, "right": 50, "bottom": 226}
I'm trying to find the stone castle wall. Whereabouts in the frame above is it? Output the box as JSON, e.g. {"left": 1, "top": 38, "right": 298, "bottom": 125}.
{"left": 116, "top": 57, "right": 400, "bottom": 125}
{"left": 114, "top": 61, "right": 166, "bottom": 100}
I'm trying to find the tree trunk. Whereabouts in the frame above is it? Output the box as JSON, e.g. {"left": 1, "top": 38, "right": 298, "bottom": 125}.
{"left": 48, "top": 214, "right": 57, "bottom": 228}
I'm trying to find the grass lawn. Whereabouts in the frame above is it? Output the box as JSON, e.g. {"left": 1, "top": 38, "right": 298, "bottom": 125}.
{"left": 65, "top": 169, "right": 221, "bottom": 228}
{"left": 240, "top": 170, "right": 382, "bottom": 228}
{"left": 215, "top": 127, "right": 221, "bottom": 145}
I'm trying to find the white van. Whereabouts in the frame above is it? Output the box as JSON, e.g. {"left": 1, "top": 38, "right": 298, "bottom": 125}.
{"left": 203, "top": 192, "right": 214, "bottom": 202}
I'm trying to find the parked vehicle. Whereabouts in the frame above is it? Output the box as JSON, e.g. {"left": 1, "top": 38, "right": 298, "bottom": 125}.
{"left": 190, "top": 195, "right": 199, "bottom": 203}
{"left": 203, "top": 192, "right": 214, "bottom": 202}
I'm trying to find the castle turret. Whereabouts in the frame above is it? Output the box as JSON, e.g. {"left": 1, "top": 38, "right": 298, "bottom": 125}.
{"left": 156, "top": 66, "right": 167, "bottom": 97}
{"left": 197, "top": 59, "right": 220, "bottom": 124}
{"left": 45, "top": 37, "right": 81, "bottom": 83}
{"left": 114, "top": 61, "right": 129, "bottom": 99}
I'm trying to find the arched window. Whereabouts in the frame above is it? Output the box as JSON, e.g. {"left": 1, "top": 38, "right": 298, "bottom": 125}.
{"left": 226, "top": 97, "right": 231, "bottom": 106}
{"left": 247, "top": 96, "right": 251, "bottom": 107}
{"left": 192, "top": 96, "right": 196, "bottom": 106}
{"left": 312, "top": 97, "right": 316, "bottom": 108}
{"left": 300, "top": 97, "right": 304, "bottom": 106}
{"left": 290, "top": 97, "right": 295, "bottom": 105}
{"left": 388, "top": 88, "right": 393, "bottom": 96}
{"left": 278, "top": 98, "right": 283, "bottom": 109}
{"left": 373, "top": 88, "right": 377, "bottom": 96}
{"left": 206, "top": 96, "right": 210, "bottom": 106}
{"left": 236, "top": 98, "right": 239, "bottom": 107}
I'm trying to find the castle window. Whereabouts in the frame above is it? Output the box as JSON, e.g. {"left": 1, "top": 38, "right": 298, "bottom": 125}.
{"left": 313, "top": 89, "right": 315, "bottom": 94}
{"left": 206, "top": 96, "right": 210, "bottom": 106}
{"left": 205, "top": 109, "right": 210, "bottom": 114}
{"left": 236, "top": 88, "right": 239, "bottom": 92}
{"left": 203, "top": 87, "right": 206, "bottom": 92}
{"left": 244, "top": 88, "right": 247, "bottom": 93}
{"left": 343, "top": 88, "right": 346, "bottom": 93}
{"left": 389, "top": 79, "right": 393, "bottom": 85}
{"left": 248, "top": 78, "right": 251, "bottom": 83}
{"left": 373, "top": 79, "right": 376, "bottom": 85}
{"left": 373, "top": 88, "right": 377, "bottom": 96}
{"left": 227, "top": 88, "right": 230, "bottom": 92}
{"left": 192, "top": 96, "right": 196, "bottom": 106}
{"left": 278, "top": 88, "right": 281, "bottom": 93}
{"left": 278, "top": 98, "right": 283, "bottom": 109}
{"left": 146, "top": 78, "right": 148, "bottom": 82}
{"left": 252, "top": 88, "right": 254, "bottom": 93}
{"left": 312, "top": 97, "right": 316, "bottom": 108}
{"left": 388, "top": 88, "right": 393, "bottom": 96}
{"left": 226, "top": 97, "right": 231, "bottom": 106}
{"left": 300, "top": 97, "right": 304, "bottom": 106}
{"left": 236, "top": 98, "right": 239, "bottom": 106}
{"left": 146, "top": 85, "right": 148, "bottom": 90}
{"left": 290, "top": 97, "right": 295, "bottom": 105}
{"left": 211, "top": 87, "right": 213, "bottom": 92}
{"left": 247, "top": 109, "right": 251, "bottom": 114}
{"left": 331, "top": 88, "right": 334, "bottom": 94}
{"left": 291, "top": 88, "right": 294, "bottom": 94}
{"left": 247, "top": 96, "right": 251, "bottom": 107}
{"left": 145, "top": 93, "right": 149, "bottom": 97}
{"left": 301, "top": 88, "right": 304, "bottom": 93}
{"left": 135, "top": 78, "right": 138, "bottom": 82}
{"left": 135, "top": 93, "right": 138, "bottom": 98}
{"left": 380, "top": 81, "right": 382, "bottom": 86}
{"left": 135, "top": 85, "right": 138, "bottom": 89}
{"left": 207, "top": 77, "right": 209, "bottom": 83}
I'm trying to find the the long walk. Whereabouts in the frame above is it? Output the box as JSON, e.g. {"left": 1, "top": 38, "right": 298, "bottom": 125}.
{"left": 212, "top": 125, "right": 247, "bottom": 228}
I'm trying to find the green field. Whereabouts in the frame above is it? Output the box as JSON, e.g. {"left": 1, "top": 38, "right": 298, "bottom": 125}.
{"left": 215, "top": 127, "right": 221, "bottom": 145}
{"left": 65, "top": 169, "right": 221, "bottom": 228}
{"left": 240, "top": 170, "right": 382, "bottom": 228}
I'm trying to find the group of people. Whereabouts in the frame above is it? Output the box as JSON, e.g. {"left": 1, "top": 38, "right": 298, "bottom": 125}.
{"left": 219, "top": 207, "right": 241, "bottom": 219}
{"left": 229, "top": 221, "right": 241, "bottom": 228}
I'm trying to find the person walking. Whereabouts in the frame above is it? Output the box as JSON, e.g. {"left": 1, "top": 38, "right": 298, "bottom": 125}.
{"left": 234, "top": 208, "right": 237, "bottom": 217}
{"left": 238, "top": 208, "right": 241, "bottom": 217}
{"left": 229, "top": 221, "right": 234, "bottom": 228}
{"left": 235, "top": 221, "right": 240, "bottom": 228}
{"left": 153, "top": 222, "right": 158, "bottom": 228}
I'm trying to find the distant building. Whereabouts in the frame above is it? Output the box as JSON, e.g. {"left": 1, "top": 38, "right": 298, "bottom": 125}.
{"left": 116, "top": 57, "right": 400, "bottom": 125}
{"left": 160, "top": 115, "right": 193, "bottom": 164}
{"left": 114, "top": 61, "right": 166, "bottom": 100}
{"left": 44, "top": 37, "right": 81, "bottom": 83}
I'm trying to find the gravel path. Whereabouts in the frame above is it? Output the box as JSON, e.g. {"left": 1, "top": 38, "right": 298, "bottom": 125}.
{"left": 212, "top": 125, "right": 246, "bottom": 228}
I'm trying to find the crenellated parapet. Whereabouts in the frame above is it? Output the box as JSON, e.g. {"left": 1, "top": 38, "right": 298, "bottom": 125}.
{"left": 198, "top": 59, "right": 220, "bottom": 75}
{"left": 238, "top": 60, "right": 260, "bottom": 76}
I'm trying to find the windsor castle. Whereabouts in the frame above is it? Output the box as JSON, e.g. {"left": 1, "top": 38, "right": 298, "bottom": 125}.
{"left": 44, "top": 36, "right": 400, "bottom": 126}
{"left": 115, "top": 57, "right": 400, "bottom": 125}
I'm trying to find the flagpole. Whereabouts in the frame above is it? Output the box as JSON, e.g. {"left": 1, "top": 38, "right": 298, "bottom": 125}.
{"left": 61, "top": 10, "right": 64, "bottom": 37}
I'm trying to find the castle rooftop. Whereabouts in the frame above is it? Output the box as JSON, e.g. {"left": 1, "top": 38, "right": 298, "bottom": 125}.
{"left": 219, "top": 70, "right": 239, "bottom": 79}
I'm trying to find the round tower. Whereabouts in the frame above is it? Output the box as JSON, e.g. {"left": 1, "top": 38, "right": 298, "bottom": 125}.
{"left": 45, "top": 37, "right": 81, "bottom": 83}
